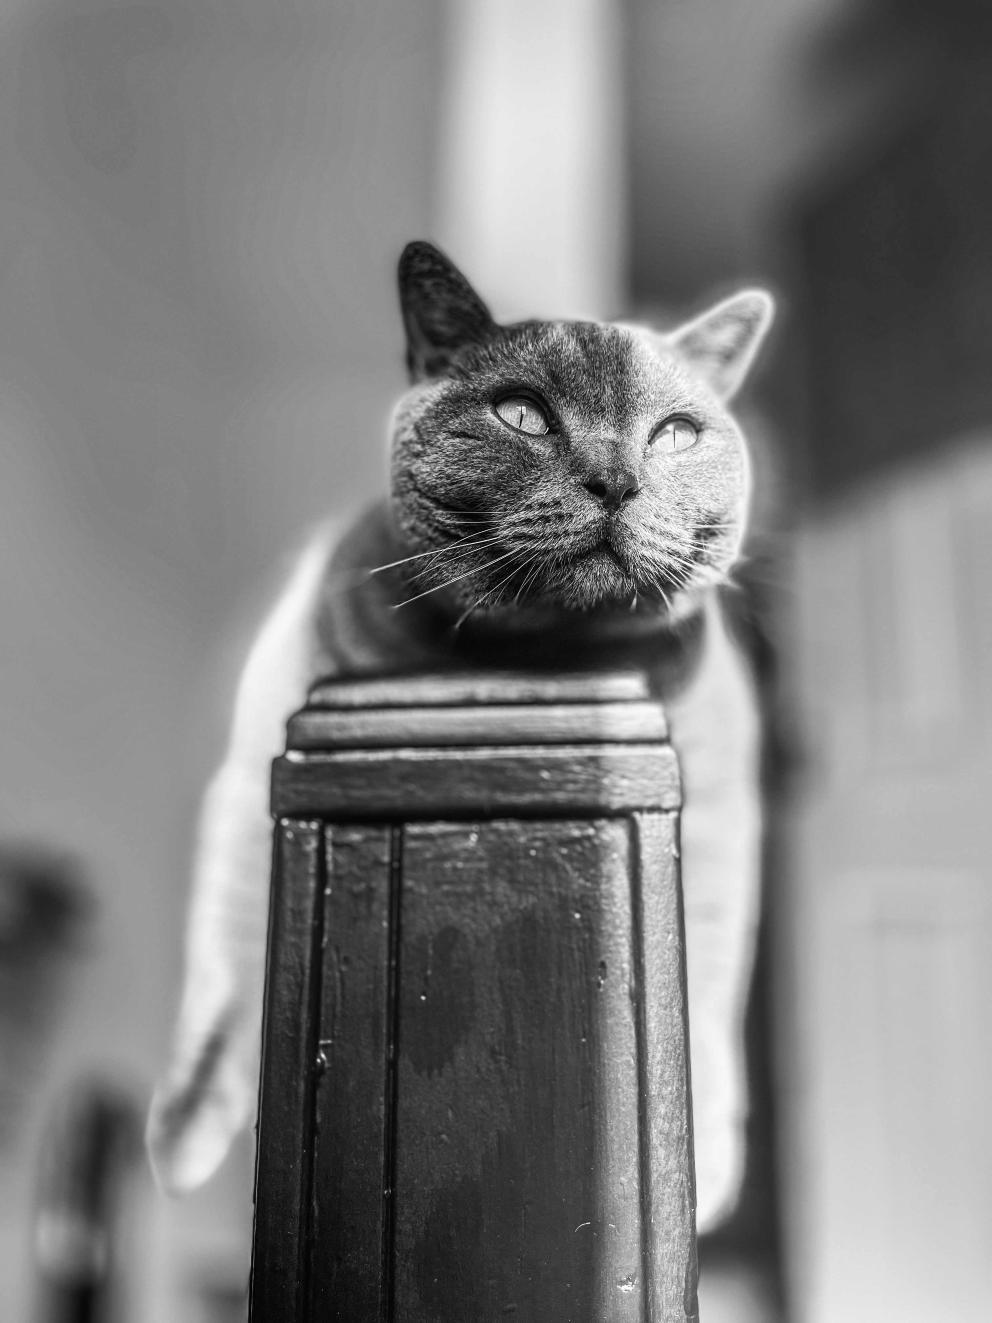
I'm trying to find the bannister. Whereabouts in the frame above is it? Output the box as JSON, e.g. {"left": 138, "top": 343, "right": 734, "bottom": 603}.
{"left": 249, "top": 669, "right": 698, "bottom": 1322}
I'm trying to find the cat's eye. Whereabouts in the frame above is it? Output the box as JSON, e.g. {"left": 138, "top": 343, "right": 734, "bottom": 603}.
{"left": 652, "top": 417, "right": 699, "bottom": 453}
{"left": 494, "top": 396, "right": 551, "bottom": 436}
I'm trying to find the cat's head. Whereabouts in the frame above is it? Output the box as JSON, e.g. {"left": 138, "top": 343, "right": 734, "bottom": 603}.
{"left": 389, "top": 241, "right": 773, "bottom": 631}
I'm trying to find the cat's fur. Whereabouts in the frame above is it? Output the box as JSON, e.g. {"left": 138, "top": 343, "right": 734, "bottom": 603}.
{"left": 146, "top": 242, "right": 773, "bottom": 1234}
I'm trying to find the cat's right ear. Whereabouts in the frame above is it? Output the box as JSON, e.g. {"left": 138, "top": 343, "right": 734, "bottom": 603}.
{"left": 398, "top": 241, "right": 497, "bottom": 381}
{"left": 667, "top": 288, "right": 775, "bottom": 400}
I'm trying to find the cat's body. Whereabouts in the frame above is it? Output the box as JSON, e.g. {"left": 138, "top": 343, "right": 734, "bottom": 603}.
{"left": 147, "top": 243, "right": 773, "bottom": 1235}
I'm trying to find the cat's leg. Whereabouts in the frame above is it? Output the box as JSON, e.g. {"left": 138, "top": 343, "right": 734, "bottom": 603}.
{"left": 665, "top": 599, "right": 763, "bottom": 1234}
{"left": 147, "top": 526, "right": 337, "bottom": 1193}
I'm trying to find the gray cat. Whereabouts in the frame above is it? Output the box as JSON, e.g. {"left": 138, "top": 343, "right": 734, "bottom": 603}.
{"left": 147, "top": 241, "right": 774, "bottom": 1235}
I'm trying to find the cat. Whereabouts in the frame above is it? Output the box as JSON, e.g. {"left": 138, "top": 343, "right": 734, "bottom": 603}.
{"left": 146, "top": 241, "right": 774, "bottom": 1236}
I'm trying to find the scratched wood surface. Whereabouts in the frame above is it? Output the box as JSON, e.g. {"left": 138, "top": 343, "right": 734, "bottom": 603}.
{"left": 250, "top": 673, "right": 698, "bottom": 1323}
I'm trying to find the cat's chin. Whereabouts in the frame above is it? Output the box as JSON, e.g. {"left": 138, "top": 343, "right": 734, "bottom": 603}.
{"left": 414, "top": 549, "right": 706, "bottom": 637}
{"left": 542, "top": 547, "right": 702, "bottom": 622}
{"left": 434, "top": 588, "right": 708, "bottom": 677}
{"left": 569, "top": 543, "right": 633, "bottom": 594}
{"left": 447, "top": 583, "right": 704, "bottom": 642}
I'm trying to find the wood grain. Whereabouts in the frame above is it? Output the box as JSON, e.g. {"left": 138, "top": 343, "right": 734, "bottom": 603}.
{"left": 392, "top": 818, "right": 647, "bottom": 1321}
{"left": 252, "top": 672, "right": 698, "bottom": 1321}
{"left": 249, "top": 820, "right": 325, "bottom": 1323}
{"left": 632, "top": 811, "right": 699, "bottom": 1323}
{"left": 308, "top": 826, "right": 393, "bottom": 1318}
{"left": 305, "top": 670, "right": 653, "bottom": 711}
{"left": 272, "top": 743, "right": 681, "bottom": 821}
{"left": 287, "top": 700, "right": 668, "bottom": 751}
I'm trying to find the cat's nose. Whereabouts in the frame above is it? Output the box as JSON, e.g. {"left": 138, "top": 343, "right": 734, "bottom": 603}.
{"left": 583, "top": 469, "right": 640, "bottom": 513}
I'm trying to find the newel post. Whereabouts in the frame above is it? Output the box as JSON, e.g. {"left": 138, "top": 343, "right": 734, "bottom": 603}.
{"left": 249, "top": 670, "right": 699, "bottom": 1322}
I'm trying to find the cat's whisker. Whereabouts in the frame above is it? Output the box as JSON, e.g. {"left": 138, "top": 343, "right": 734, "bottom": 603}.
{"left": 408, "top": 537, "right": 508, "bottom": 583}
{"left": 366, "top": 529, "right": 499, "bottom": 575}
{"left": 503, "top": 552, "right": 545, "bottom": 605}
{"left": 456, "top": 546, "right": 539, "bottom": 616}
{"left": 639, "top": 551, "right": 689, "bottom": 582}
{"left": 436, "top": 503, "right": 556, "bottom": 524}
{"left": 661, "top": 555, "right": 702, "bottom": 577}
{"left": 639, "top": 548, "right": 698, "bottom": 602}
{"left": 451, "top": 602, "right": 478, "bottom": 632}
{"left": 453, "top": 588, "right": 494, "bottom": 628}
{"left": 659, "top": 557, "right": 696, "bottom": 584}
{"left": 440, "top": 516, "right": 535, "bottom": 534}
{"left": 642, "top": 517, "right": 738, "bottom": 547}
{"left": 393, "top": 546, "right": 520, "bottom": 609}
{"left": 516, "top": 555, "right": 546, "bottom": 603}
{"left": 405, "top": 532, "right": 509, "bottom": 578}
{"left": 653, "top": 525, "right": 730, "bottom": 547}
{"left": 658, "top": 537, "right": 716, "bottom": 566}
{"left": 480, "top": 550, "right": 535, "bottom": 606}
{"left": 431, "top": 505, "right": 520, "bottom": 517}
{"left": 418, "top": 532, "right": 506, "bottom": 560}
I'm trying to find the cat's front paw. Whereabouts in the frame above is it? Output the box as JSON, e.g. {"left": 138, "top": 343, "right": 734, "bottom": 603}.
{"left": 146, "top": 1014, "right": 256, "bottom": 1194}
{"left": 693, "top": 1104, "right": 746, "bottom": 1234}
{"left": 690, "top": 1031, "right": 748, "bottom": 1233}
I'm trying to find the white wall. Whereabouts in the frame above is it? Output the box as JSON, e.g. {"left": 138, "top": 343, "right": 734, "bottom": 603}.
{"left": 0, "top": 1, "right": 440, "bottom": 1315}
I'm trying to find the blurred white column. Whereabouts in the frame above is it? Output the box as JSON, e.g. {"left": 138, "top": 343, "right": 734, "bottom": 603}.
{"left": 436, "top": 0, "right": 626, "bottom": 320}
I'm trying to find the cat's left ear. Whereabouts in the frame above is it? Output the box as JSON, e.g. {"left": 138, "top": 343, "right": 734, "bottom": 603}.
{"left": 399, "top": 241, "right": 498, "bottom": 382}
{"left": 668, "top": 289, "right": 775, "bottom": 400}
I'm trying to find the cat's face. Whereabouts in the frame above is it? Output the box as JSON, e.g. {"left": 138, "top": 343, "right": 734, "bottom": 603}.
{"left": 389, "top": 243, "right": 773, "bottom": 628}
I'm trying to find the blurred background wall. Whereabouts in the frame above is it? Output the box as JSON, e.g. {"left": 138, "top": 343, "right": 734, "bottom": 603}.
{"left": 0, "top": 2, "right": 443, "bottom": 1317}
{"left": 1, "top": 0, "right": 990, "bottom": 1319}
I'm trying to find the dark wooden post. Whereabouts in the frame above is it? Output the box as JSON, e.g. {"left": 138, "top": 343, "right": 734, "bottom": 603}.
{"left": 249, "top": 671, "right": 699, "bottom": 1322}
